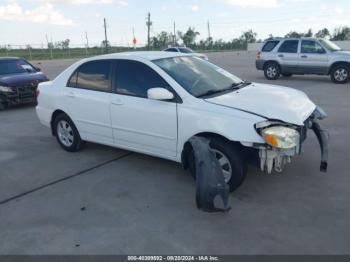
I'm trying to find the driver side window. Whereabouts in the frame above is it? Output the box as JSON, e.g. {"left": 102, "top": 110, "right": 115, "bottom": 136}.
{"left": 115, "top": 60, "right": 169, "bottom": 98}
{"left": 301, "top": 40, "right": 326, "bottom": 54}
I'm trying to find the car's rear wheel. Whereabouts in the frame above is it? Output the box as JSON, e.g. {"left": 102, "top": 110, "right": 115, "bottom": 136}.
{"left": 331, "top": 65, "right": 349, "bottom": 84}
{"left": 264, "top": 62, "right": 281, "bottom": 80}
{"left": 54, "top": 114, "right": 85, "bottom": 152}
{"left": 188, "top": 137, "right": 247, "bottom": 192}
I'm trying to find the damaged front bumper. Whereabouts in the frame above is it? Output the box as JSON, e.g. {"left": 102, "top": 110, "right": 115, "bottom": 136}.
{"left": 257, "top": 107, "right": 329, "bottom": 174}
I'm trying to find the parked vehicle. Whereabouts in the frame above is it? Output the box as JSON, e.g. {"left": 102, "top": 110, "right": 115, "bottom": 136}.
{"left": 164, "top": 47, "right": 209, "bottom": 61}
{"left": 256, "top": 37, "right": 350, "bottom": 84}
{"left": 36, "top": 52, "right": 328, "bottom": 192}
{"left": 0, "top": 57, "right": 49, "bottom": 110}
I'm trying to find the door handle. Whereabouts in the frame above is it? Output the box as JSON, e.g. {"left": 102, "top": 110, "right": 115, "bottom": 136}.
{"left": 64, "top": 91, "right": 76, "bottom": 98}
{"left": 301, "top": 55, "right": 308, "bottom": 58}
{"left": 278, "top": 54, "right": 284, "bottom": 58}
{"left": 111, "top": 99, "right": 123, "bottom": 105}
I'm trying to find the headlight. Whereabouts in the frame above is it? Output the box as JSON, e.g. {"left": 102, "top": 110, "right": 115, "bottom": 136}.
{"left": 262, "top": 126, "right": 300, "bottom": 149}
{"left": 0, "top": 86, "right": 12, "bottom": 92}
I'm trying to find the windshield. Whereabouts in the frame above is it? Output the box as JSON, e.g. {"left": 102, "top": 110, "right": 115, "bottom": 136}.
{"left": 319, "top": 39, "right": 342, "bottom": 51}
{"left": 178, "top": 47, "right": 194, "bottom": 53}
{"left": 0, "top": 59, "right": 36, "bottom": 75}
{"left": 153, "top": 56, "right": 243, "bottom": 98}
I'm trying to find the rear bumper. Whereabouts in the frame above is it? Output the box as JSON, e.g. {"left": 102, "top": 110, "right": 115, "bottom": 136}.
{"left": 255, "top": 59, "right": 265, "bottom": 70}
{"left": 36, "top": 105, "right": 52, "bottom": 128}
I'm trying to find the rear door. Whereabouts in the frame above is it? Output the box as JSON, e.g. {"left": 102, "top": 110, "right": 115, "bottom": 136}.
{"left": 277, "top": 40, "right": 300, "bottom": 73}
{"left": 299, "top": 40, "right": 329, "bottom": 74}
{"left": 110, "top": 59, "right": 178, "bottom": 158}
{"left": 63, "top": 60, "right": 113, "bottom": 145}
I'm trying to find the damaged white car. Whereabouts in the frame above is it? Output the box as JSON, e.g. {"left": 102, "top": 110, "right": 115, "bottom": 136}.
{"left": 36, "top": 52, "right": 328, "bottom": 192}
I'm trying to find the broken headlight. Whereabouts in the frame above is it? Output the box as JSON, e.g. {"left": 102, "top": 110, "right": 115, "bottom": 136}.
{"left": 261, "top": 126, "right": 300, "bottom": 149}
{"left": 0, "top": 86, "right": 12, "bottom": 92}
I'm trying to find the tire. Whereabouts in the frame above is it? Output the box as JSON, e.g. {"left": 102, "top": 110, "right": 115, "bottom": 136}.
{"left": 188, "top": 137, "right": 247, "bottom": 192}
{"left": 53, "top": 113, "right": 85, "bottom": 152}
{"left": 282, "top": 73, "right": 292, "bottom": 77}
{"left": 264, "top": 62, "right": 281, "bottom": 80}
{"left": 331, "top": 64, "right": 349, "bottom": 84}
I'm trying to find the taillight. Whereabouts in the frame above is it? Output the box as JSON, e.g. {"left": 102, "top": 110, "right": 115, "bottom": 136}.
{"left": 256, "top": 51, "right": 261, "bottom": 59}
{"left": 35, "top": 88, "right": 40, "bottom": 97}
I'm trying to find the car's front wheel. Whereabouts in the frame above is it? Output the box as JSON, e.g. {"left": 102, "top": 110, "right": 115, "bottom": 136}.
{"left": 188, "top": 137, "right": 247, "bottom": 192}
{"left": 331, "top": 64, "right": 349, "bottom": 84}
{"left": 54, "top": 113, "right": 85, "bottom": 152}
{"left": 264, "top": 62, "right": 281, "bottom": 80}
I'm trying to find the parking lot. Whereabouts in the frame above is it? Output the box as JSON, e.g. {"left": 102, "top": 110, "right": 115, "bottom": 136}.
{"left": 1, "top": 51, "right": 350, "bottom": 254}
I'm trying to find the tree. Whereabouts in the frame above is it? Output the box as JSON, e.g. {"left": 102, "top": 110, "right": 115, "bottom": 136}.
{"left": 151, "top": 31, "right": 171, "bottom": 49}
{"left": 179, "top": 27, "right": 200, "bottom": 46}
{"left": 239, "top": 30, "right": 257, "bottom": 44}
{"left": 332, "top": 26, "right": 350, "bottom": 41}
{"left": 315, "top": 28, "right": 331, "bottom": 39}
{"left": 285, "top": 29, "right": 312, "bottom": 38}
{"left": 304, "top": 29, "right": 313, "bottom": 37}
{"left": 101, "top": 40, "right": 110, "bottom": 48}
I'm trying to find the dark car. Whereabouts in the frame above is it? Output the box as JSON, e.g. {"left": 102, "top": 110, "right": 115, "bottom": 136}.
{"left": 0, "top": 57, "right": 49, "bottom": 110}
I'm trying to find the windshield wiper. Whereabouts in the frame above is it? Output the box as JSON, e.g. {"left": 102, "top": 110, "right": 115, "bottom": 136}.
{"left": 231, "top": 81, "right": 251, "bottom": 88}
{"left": 197, "top": 81, "right": 251, "bottom": 98}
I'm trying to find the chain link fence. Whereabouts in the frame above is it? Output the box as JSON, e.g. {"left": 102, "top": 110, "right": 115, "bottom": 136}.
{"left": 0, "top": 43, "right": 248, "bottom": 61}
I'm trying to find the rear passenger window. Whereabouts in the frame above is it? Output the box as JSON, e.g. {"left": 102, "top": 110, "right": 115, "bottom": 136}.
{"left": 74, "top": 60, "right": 111, "bottom": 92}
{"left": 115, "top": 60, "right": 169, "bottom": 98}
{"left": 278, "top": 40, "right": 299, "bottom": 53}
{"left": 262, "top": 41, "right": 279, "bottom": 52}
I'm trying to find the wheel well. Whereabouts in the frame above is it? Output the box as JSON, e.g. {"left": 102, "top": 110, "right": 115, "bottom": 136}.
{"left": 181, "top": 132, "right": 241, "bottom": 169}
{"left": 263, "top": 60, "right": 280, "bottom": 70}
{"left": 329, "top": 62, "right": 350, "bottom": 74}
{"left": 50, "top": 109, "right": 67, "bottom": 136}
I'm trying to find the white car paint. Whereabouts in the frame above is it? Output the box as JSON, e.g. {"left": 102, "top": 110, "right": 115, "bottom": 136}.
{"left": 36, "top": 51, "right": 318, "bottom": 168}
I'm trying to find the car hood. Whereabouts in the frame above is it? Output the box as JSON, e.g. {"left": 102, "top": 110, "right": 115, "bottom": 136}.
{"left": 334, "top": 50, "right": 350, "bottom": 55}
{"left": 205, "top": 83, "right": 316, "bottom": 125}
{"left": 0, "top": 72, "right": 49, "bottom": 87}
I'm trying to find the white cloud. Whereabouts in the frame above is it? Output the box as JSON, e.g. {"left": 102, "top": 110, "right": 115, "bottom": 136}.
{"left": 0, "top": 1, "right": 75, "bottom": 26}
{"left": 39, "top": 0, "right": 127, "bottom": 5}
{"left": 191, "top": 5, "right": 199, "bottom": 12}
{"left": 223, "top": 0, "right": 278, "bottom": 8}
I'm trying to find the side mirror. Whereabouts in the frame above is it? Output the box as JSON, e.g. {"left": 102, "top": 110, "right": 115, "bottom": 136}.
{"left": 35, "top": 67, "right": 41, "bottom": 72}
{"left": 147, "top": 87, "right": 174, "bottom": 101}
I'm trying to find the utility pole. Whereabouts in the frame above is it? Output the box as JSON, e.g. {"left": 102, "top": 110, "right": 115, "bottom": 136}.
{"left": 146, "top": 12, "right": 152, "bottom": 50}
{"left": 207, "top": 20, "right": 211, "bottom": 41}
{"left": 85, "top": 31, "right": 89, "bottom": 56}
{"left": 104, "top": 18, "right": 108, "bottom": 53}
{"left": 45, "top": 34, "right": 53, "bottom": 59}
{"left": 173, "top": 21, "right": 176, "bottom": 46}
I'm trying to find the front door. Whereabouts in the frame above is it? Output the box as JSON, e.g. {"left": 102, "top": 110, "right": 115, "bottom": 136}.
{"left": 299, "top": 40, "right": 329, "bottom": 74}
{"left": 110, "top": 60, "right": 178, "bottom": 158}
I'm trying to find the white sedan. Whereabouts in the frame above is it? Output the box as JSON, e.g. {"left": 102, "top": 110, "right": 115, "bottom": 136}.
{"left": 163, "top": 47, "right": 209, "bottom": 61}
{"left": 36, "top": 51, "right": 328, "bottom": 192}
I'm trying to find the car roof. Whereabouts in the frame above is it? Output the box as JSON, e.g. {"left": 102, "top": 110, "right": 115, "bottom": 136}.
{"left": 90, "top": 51, "right": 188, "bottom": 61}
{"left": 0, "top": 57, "right": 21, "bottom": 61}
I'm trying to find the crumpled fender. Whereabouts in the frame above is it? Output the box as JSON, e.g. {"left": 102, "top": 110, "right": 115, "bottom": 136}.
{"left": 189, "top": 136, "right": 231, "bottom": 213}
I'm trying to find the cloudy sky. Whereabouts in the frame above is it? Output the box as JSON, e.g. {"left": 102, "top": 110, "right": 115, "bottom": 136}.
{"left": 0, "top": 0, "right": 349, "bottom": 47}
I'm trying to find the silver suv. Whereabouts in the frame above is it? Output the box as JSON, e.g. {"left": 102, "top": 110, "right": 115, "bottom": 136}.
{"left": 256, "top": 37, "right": 350, "bottom": 84}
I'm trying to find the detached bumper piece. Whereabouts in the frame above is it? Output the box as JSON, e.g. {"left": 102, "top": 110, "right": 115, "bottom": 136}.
{"left": 189, "top": 136, "right": 231, "bottom": 213}
{"left": 311, "top": 120, "right": 329, "bottom": 172}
